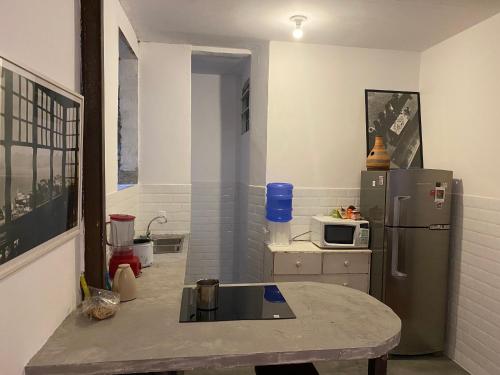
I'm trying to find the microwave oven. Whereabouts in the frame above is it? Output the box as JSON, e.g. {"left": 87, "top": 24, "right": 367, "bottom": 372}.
{"left": 310, "top": 216, "right": 370, "bottom": 249}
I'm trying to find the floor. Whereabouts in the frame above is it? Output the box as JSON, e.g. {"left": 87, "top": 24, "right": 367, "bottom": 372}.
{"left": 188, "top": 356, "right": 469, "bottom": 375}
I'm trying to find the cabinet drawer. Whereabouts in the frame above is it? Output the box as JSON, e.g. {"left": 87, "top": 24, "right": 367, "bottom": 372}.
{"left": 273, "top": 252, "right": 322, "bottom": 275}
{"left": 321, "top": 274, "right": 370, "bottom": 293}
{"left": 323, "top": 253, "right": 370, "bottom": 274}
{"left": 272, "top": 275, "right": 323, "bottom": 283}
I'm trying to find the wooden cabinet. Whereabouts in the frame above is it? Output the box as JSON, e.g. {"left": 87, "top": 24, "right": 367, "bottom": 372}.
{"left": 323, "top": 253, "right": 371, "bottom": 274}
{"left": 273, "top": 252, "right": 322, "bottom": 275}
{"left": 320, "top": 274, "right": 370, "bottom": 292}
{"left": 265, "top": 242, "right": 371, "bottom": 293}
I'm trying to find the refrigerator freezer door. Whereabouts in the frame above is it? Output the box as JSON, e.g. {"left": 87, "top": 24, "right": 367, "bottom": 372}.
{"left": 360, "top": 171, "right": 387, "bottom": 301}
{"left": 385, "top": 169, "right": 453, "bottom": 227}
{"left": 369, "top": 249, "right": 385, "bottom": 301}
{"left": 384, "top": 227, "right": 450, "bottom": 355}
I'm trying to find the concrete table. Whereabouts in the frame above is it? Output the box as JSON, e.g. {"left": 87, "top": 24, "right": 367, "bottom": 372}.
{"left": 26, "top": 252, "right": 400, "bottom": 375}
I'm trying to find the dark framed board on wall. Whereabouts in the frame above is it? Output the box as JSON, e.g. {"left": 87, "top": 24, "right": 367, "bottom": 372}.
{"left": 365, "top": 89, "right": 423, "bottom": 169}
{"left": 0, "top": 56, "right": 83, "bottom": 277}
{"left": 241, "top": 78, "right": 250, "bottom": 134}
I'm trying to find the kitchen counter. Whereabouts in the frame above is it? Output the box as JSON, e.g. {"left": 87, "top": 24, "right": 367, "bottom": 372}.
{"left": 267, "top": 240, "right": 372, "bottom": 254}
{"left": 26, "top": 247, "right": 400, "bottom": 375}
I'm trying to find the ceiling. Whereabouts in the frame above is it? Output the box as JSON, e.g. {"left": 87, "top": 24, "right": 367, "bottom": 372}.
{"left": 119, "top": 31, "right": 137, "bottom": 59}
{"left": 120, "top": 0, "right": 500, "bottom": 51}
{"left": 191, "top": 53, "right": 250, "bottom": 75}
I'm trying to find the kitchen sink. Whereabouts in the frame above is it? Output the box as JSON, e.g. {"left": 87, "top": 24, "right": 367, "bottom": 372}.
{"left": 150, "top": 235, "right": 184, "bottom": 254}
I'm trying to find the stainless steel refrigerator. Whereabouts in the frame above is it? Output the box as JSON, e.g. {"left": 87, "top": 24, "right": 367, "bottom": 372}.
{"left": 360, "top": 169, "right": 453, "bottom": 355}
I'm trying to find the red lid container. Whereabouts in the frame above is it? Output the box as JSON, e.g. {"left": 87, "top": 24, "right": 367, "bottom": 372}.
{"left": 109, "top": 214, "right": 136, "bottom": 222}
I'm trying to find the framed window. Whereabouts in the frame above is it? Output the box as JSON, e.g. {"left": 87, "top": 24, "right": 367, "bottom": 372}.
{"left": 241, "top": 78, "right": 250, "bottom": 134}
{"left": 117, "top": 31, "right": 138, "bottom": 187}
{"left": 365, "top": 89, "right": 423, "bottom": 169}
{"left": 0, "top": 56, "right": 83, "bottom": 278}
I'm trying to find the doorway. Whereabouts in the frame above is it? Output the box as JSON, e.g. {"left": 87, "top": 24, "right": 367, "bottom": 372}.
{"left": 187, "top": 51, "right": 251, "bottom": 283}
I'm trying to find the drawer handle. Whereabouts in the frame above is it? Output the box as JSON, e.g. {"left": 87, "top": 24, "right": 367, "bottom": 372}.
{"left": 295, "top": 261, "right": 302, "bottom": 268}
{"left": 342, "top": 282, "right": 349, "bottom": 287}
{"left": 344, "top": 260, "right": 350, "bottom": 267}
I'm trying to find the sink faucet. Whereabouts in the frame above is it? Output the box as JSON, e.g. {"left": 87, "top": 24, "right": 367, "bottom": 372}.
{"left": 146, "top": 215, "right": 168, "bottom": 239}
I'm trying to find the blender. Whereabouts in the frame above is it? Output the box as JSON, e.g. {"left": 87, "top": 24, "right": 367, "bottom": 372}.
{"left": 107, "top": 214, "right": 141, "bottom": 278}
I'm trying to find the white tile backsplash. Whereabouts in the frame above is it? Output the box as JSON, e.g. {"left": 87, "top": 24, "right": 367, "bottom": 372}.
{"left": 290, "top": 187, "right": 360, "bottom": 240}
{"left": 136, "top": 184, "right": 191, "bottom": 234}
{"left": 106, "top": 184, "right": 191, "bottom": 237}
{"left": 106, "top": 185, "right": 139, "bottom": 219}
{"left": 447, "top": 193, "right": 500, "bottom": 375}
{"left": 105, "top": 186, "right": 140, "bottom": 261}
{"left": 105, "top": 184, "right": 361, "bottom": 284}
{"left": 238, "top": 186, "right": 361, "bottom": 281}
{"left": 244, "top": 185, "right": 266, "bottom": 282}
{"left": 186, "top": 182, "right": 238, "bottom": 283}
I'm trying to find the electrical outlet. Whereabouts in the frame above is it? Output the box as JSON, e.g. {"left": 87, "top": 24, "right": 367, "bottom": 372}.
{"left": 159, "top": 210, "right": 167, "bottom": 218}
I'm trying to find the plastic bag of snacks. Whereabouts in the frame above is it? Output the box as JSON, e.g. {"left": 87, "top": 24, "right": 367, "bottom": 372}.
{"left": 81, "top": 287, "right": 120, "bottom": 320}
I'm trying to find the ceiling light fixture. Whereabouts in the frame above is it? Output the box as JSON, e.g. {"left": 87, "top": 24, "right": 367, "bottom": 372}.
{"left": 290, "top": 15, "right": 307, "bottom": 40}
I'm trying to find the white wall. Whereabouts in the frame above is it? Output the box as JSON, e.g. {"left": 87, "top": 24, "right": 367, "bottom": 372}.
{"left": 103, "top": 0, "right": 139, "bottom": 195}
{"left": 0, "top": 1, "right": 81, "bottom": 374}
{"left": 191, "top": 74, "right": 239, "bottom": 183}
{"left": 247, "top": 43, "right": 269, "bottom": 186}
{"left": 189, "top": 73, "right": 241, "bottom": 282}
{"left": 139, "top": 43, "right": 192, "bottom": 185}
{"left": 420, "top": 13, "right": 500, "bottom": 375}
{"left": 234, "top": 44, "right": 269, "bottom": 281}
{"left": 266, "top": 41, "right": 421, "bottom": 188}
{"left": 420, "top": 14, "right": 500, "bottom": 200}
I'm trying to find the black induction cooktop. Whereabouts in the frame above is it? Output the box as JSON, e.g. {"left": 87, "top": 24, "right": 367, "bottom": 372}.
{"left": 179, "top": 284, "right": 296, "bottom": 322}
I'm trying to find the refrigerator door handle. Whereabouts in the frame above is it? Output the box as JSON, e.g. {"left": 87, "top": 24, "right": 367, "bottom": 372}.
{"left": 391, "top": 229, "right": 408, "bottom": 279}
{"left": 391, "top": 195, "right": 410, "bottom": 278}
{"left": 393, "top": 195, "right": 411, "bottom": 226}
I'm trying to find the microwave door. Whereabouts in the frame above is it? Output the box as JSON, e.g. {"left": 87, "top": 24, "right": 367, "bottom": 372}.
{"left": 324, "top": 225, "right": 355, "bottom": 247}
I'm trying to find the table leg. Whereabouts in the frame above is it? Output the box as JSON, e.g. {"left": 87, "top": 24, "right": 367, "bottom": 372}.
{"left": 130, "top": 372, "right": 183, "bottom": 375}
{"left": 368, "top": 354, "right": 388, "bottom": 375}
{"left": 255, "top": 363, "right": 319, "bottom": 374}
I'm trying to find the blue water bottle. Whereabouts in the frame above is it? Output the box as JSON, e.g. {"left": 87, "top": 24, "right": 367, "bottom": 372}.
{"left": 266, "top": 183, "right": 293, "bottom": 245}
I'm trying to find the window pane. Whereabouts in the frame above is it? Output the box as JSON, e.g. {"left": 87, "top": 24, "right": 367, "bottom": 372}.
{"left": 11, "top": 146, "right": 33, "bottom": 219}
{"left": 12, "top": 118, "right": 19, "bottom": 141}
{"left": 28, "top": 82, "right": 33, "bottom": 101}
{"left": 28, "top": 103, "right": 33, "bottom": 122}
{"left": 20, "top": 77, "right": 27, "bottom": 96}
{"left": 12, "top": 76, "right": 19, "bottom": 93}
{"left": 20, "top": 99, "right": 27, "bottom": 120}
{"left": 53, "top": 151, "right": 63, "bottom": 197}
{"left": 36, "top": 149, "right": 50, "bottom": 207}
{"left": 0, "top": 145, "right": 5, "bottom": 225}
{"left": 12, "top": 95, "right": 19, "bottom": 117}
{"left": 20, "top": 121, "right": 26, "bottom": 141}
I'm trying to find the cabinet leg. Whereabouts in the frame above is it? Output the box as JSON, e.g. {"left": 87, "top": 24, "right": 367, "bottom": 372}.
{"left": 368, "top": 354, "right": 387, "bottom": 375}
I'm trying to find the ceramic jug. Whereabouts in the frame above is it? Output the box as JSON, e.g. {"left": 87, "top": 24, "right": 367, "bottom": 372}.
{"left": 366, "top": 136, "right": 391, "bottom": 170}
{"left": 112, "top": 264, "right": 137, "bottom": 302}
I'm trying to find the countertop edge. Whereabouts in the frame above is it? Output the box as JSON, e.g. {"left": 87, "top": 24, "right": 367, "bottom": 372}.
{"left": 25, "top": 333, "right": 400, "bottom": 375}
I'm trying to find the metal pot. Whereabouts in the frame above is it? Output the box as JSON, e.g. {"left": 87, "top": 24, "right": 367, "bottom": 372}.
{"left": 196, "top": 279, "right": 219, "bottom": 311}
